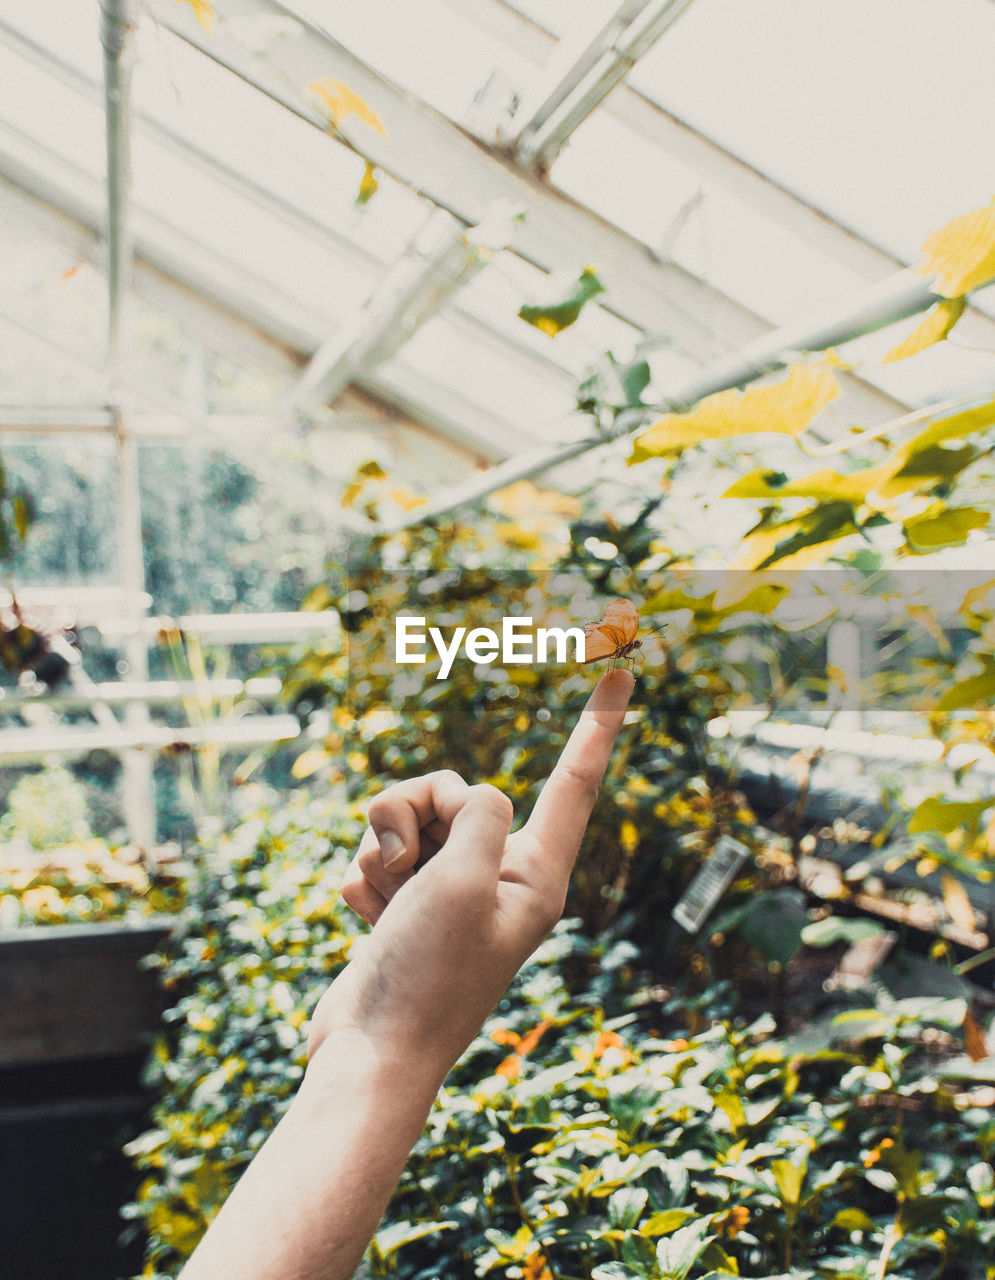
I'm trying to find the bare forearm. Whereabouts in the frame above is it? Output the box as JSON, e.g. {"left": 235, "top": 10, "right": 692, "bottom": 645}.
{"left": 177, "top": 1034, "right": 443, "bottom": 1280}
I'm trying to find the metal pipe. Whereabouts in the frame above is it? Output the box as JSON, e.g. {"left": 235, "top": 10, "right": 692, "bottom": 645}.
{"left": 514, "top": 0, "right": 698, "bottom": 169}
{"left": 99, "top": 0, "right": 136, "bottom": 383}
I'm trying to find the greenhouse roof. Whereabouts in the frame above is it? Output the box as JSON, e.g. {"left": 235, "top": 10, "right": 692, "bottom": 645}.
{"left": 1, "top": 0, "right": 994, "bottom": 514}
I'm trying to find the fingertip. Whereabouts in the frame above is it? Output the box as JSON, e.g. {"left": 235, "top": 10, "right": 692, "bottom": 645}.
{"left": 591, "top": 668, "right": 635, "bottom": 712}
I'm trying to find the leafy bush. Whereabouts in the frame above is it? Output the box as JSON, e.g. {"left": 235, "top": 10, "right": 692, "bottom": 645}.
{"left": 0, "top": 764, "right": 93, "bottom": 849}
{"left": 0, "top": 837, "right": 185, "bottom": 928}
{"left": 378, "top": 956, "right": 995, "bottom": 1280}
{"left": 124, "top": 800, "right": 995, "bottom": 1279}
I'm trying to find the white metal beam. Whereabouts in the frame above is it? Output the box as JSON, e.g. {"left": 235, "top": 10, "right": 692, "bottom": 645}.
{"left": 459, "top": 0, "right": 995, "bottom": 332}
{"left": 0, "top": 137, "right": 516, "bottom": 458}
{"left": 0, "top": 714, "right": 301, "bottom": 764}
{"left": 506, "top": 0, "right": 697, "bottom": 170}
{"left": 144, "top": 0, "right": 926, "bottom": 434}
{"left": 99, "top": 0, "right": 135, "bottom": 381}
{"left": 292, "top": 208, "right": 500, "bottom": 410}
{"left": 0, "top": 20, "right": 579, "bottom": 457}
{"left": 145, "top": 0, "right": 779, "bottom": 364}
{"left": 0, "top": 18, "right": 580, "bottom": 394}
{"left": 0, "top": 10, "right": 912, "bottom": 445}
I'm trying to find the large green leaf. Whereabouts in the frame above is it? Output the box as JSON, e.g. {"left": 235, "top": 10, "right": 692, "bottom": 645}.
{"left": 907, "top": 794, "right": 995, "bottom": 838}
{"left": 655, "top": 1219, "right": 715, "bottom": 1280}
{"left": 933, "top": 654, "right": 995, "bottom": 712}
{"left": 748, "top": 502, "right": 859, "bottom": 571}
{"left": 902, "top": 503, "right": 990, "bottom": 553}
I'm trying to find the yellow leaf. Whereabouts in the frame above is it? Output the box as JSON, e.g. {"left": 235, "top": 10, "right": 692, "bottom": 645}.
{"left": 340, "top": 479, "right": 364, "bottom": 509}
{"left": 959, "top": 577, "right": 995, "bottom": 627}
{"left": 722, "top": 464, "right": 880, "bottom": 505}
{"left": 906, "top": 394, "right": 995, "bottom": 452}
{"left": 917, "top": 196, "right": 995, "bottom": 297}
{"left": 490, "top": 479, "right": 581, "bottom": 520}
{"left": 307, "top": 79, "right": 387, "bottom": 137}
{"left": 941, "top": 872, "right": 976, "bottom": 933}
{"left": 387, "top": 485, "right": 426, "bottom": 512}
{"left": 176, "top": 0, "right": 213, "bottom": 32}
{"left": 882, "top": 296, "right": 967, "bottom": 363}
{"left": 631, "top": 361, "right": 839, "bottom": 459}
{"left": 771, "top": 1157, "right": 806, "bottom": 1207}
{"left": 291, "top": 748, "right": 330, "bottom": 780}
{"left": 620, "top": 819, "right": 639, "bottom": 853}
{"left": 356, "top": 160, "right": 379, "bottom": 207}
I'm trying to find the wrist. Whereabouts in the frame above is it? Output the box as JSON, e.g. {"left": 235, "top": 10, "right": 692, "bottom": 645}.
{"left": 305, "top": 969, "right": 459, "bottom": 1097}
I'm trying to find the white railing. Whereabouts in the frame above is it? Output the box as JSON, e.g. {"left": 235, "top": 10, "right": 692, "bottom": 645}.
{"left": 0, "top": 610, "right": 339, "bottom": 848}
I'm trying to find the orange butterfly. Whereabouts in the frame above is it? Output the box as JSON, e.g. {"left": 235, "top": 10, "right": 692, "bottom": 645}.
{"left": 582, "top": 598, "right": 645, "bottom": 672}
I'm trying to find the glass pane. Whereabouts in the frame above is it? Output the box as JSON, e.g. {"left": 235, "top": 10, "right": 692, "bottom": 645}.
{"left": 629, "top": 0, "right": 995, "bottom": 264}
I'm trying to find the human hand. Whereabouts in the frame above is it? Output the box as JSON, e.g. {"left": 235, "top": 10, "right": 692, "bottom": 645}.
{"left": 306, "top": 670, "right": 635, "bottom": 1079}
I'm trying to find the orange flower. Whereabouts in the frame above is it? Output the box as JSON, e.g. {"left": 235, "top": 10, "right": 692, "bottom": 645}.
{"left": 523, "top": 1250, "right": 554, "bottom": 1280}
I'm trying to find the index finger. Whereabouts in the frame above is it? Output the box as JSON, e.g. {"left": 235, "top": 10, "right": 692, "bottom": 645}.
{"left": 524, "top": 669, "right": 634, "bottom": 864}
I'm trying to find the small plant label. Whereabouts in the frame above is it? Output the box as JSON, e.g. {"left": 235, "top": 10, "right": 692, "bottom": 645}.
{"left": 672, "top": 835, "right": 749, "bottom": 933}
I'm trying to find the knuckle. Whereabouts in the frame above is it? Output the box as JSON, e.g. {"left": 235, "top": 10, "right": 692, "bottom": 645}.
{"left": 356, "top": 843, "right": 381, "bottom": 874}
{"left": 339, "top": 879, "right": 362, "bottom": 913}
{"left": 554, "top": 761, "right": 600, "bottom": 807}
{"left": 365, "top": 791, "right": 392, "bottom": 826}
{"left": 467, "top": 783, "right": 514, "bottom": 824}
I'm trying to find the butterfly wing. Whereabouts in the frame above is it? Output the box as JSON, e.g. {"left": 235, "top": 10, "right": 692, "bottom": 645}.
{"left": 599, "top": 599, "right": 639, "bottom": 645}
{"left": 581, "top": 598, "right": 640, "bottom": 663}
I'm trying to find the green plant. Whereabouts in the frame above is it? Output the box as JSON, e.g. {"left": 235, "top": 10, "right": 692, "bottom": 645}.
{"left": 0, "top": 764, "right": 93, "bottom": 850}
{"left": 122, "top": 787, "right": 364, "bottom": 1276}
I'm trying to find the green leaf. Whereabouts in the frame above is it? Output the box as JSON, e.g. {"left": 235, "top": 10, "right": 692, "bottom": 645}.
{"left": 498, "top": 1119, "right": 560, "bottom": 1156}
{"left": 891, "top": 995, "right": 967, "bottom": 1030}
{"left": 655, "top": 1219, "right": 715, "bottom": 1280}
{"left": 771, "top": 1155, "right": 807, "bottom": 1207}
{"left": 801, "top": 916, "right": 885, "bottom": 948}
{"left": 831, "top": 1207, "right": 880, "bottom": 1235}
{"left": 732, "top": 888, "right": 808, "bottom": 965}
{"left": 372, "top": 1218, "right": 458, "bottom": 1257}
{"left": 621, "top": 359, "right": 652, "bottom": 408}
{"left": 758, "top": 502, "right": 859, "bottom": 570}
{"left": 631, "top": 361, "right": 839, "bottom": 459}
{"left": 519, "top": 266, "right": 605, "bottom": 337}
{"left": 907, "top": 794, "right": 995, "bottom": 838}
{"left": 609, "top": 1186, "right": 649, "bottom": 1230}
{"left": 903, "top": 503, "right": 990, "bottom": 553}
{"left": 880, "top": 443, "right": 979, "bottom": 496}
{"left": 933, "top": 655, "right": 995, "bottom": 712}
